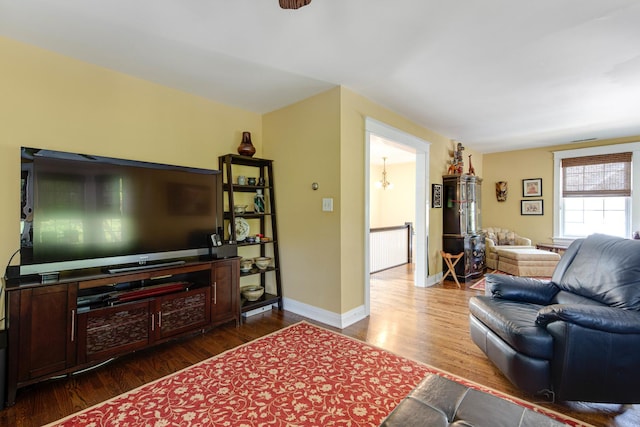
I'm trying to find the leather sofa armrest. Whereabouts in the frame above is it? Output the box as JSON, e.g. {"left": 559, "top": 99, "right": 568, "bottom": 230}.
{"left": 486, "top": 274, "right": 559, "bottom": 304}
{"left": 536, "top": 304, "right": 640, "bottom": 333}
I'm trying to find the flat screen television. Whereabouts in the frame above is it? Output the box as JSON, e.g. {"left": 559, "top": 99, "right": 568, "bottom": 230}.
{"left": 19, "top": 147, "right": 223, "bottom": 276}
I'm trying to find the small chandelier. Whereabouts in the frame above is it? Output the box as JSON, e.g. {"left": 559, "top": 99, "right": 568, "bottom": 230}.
{"left": 376, "top": 157, "right": 394, "bottom": 190}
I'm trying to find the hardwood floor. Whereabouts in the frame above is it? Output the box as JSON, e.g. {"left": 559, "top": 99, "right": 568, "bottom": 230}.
{"left": 1, "top": 265, "right": 638, "bottom": 426}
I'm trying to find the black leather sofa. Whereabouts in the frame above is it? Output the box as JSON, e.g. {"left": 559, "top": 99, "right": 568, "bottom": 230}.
{"left": 380, "top": 374, "right": 567, "bottom": 426}
{"left": 469, "top": 233, "right": 640, "bottom": 403}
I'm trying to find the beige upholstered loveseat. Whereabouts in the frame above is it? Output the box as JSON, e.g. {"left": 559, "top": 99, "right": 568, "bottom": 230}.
{"left": 483, "top": 227, "right": 533, "bottom": 269}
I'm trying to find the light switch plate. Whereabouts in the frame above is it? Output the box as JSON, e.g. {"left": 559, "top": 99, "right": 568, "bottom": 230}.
{"left": 322, "top": 198, "right": 334, "bottom": 212}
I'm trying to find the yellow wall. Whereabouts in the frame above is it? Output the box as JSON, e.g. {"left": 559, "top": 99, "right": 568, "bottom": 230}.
{"left": 2, "top": 36, "right": 487, "bottom": 324}
{"left": 262, "top": 88, "right": 342, "bottom": 312}
{"left": 339, "top": 88, "right": 482, "bottom": 312}
{"left": 0, "top": 37, "right": 261, "bottom": 326}
{"left": 369, "top": 162, "right": 416, "bottom": 228}
{"left": 482, "top": 135, "right": 640, "bottom": 245}
{"left": 264, "top": 87, "right": 476, "bottom": 316}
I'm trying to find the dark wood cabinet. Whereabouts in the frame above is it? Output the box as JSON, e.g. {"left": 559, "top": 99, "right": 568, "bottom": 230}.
{"left": 155, "top": 287, "right": 211, "bottom": 340}
{"left": 77, "top": 300, "right": 152, "bottom": 363}
{"left": 442, "top": 175, "right": 485, "bottom": 281}
{"left": 211, "top": 257, "right": 240, "bottom": 325}
{"left": 442, "top": 234, "right": 485, "bottom": 281}
{"left": 4, "top": 258, "right": 239, "bottom": 406}
{"left": 77, "top": 287, "right": 212, "bottom": 364}
{"left": 6, "top": 283, "right": 77, "bottom": 405}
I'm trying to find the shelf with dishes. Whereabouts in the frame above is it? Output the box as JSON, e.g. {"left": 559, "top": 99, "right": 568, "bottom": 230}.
{"left": 223, "top": 183, "right": 272, "bottom": 192}
{"left": 240, "top": 265, "right": 277, "bottom": 277}
{"left": 240, "top": 256, "right": 274, "bottom": 275}
{"left": 227, "top": 217, "right": 274, "bottom": 243}
{"left": 218, "top": 153, "right": 283, "bottom": 320}
{"left": 225, "top": 211, "right": 272, "bottom": 219}
{"left": 240, "top": 292, "right": 280, "bottom": 312}
{"left": 237, "top": 239, "right": 276, "bottom": 247}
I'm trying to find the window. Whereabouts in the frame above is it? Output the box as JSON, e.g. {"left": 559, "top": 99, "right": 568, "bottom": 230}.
{"left": 563, "top": 196, "right": 627, "bottom": 237}
{"left": 553, "top": 143, "right": 640, "bottom": 243}
{"left": 562, "top": 153, "right": 631, "bottom": 198}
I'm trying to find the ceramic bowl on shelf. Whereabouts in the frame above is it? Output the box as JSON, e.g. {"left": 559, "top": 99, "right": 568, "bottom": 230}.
{"left": 240, "top": 258, "right": 253, "bottom": 272}
{"left": 234, "top": 205, "right": 248, "bottom": 214}
{"left": 241, "top": 285, "right": 264, "bottom": 301}
{"left": 254, "top": 257, "right": 271, "bottom": 270}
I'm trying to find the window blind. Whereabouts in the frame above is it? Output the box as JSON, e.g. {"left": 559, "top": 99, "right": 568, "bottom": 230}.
{"left": 562, "top": 152, "right": 632, "bottom": 197}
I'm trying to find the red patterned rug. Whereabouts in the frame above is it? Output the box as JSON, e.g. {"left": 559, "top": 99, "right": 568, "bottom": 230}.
{"left": 46, "top": 322, "right": 587, "bottom": 426}
{"left": 469, "top": 269, "right": 499, "bottom": 291}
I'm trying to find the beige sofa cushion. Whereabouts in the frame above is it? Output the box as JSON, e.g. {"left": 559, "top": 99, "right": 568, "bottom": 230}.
{"left": 484, "top": 227, "right": 532, "bottom": 247}
{"left": 497, "top": 248, "right": 560, "bottom": 277}
{"left": 483, "top": 227, "right": 534, "bottom": 270}
{"left": 497, "top": 230, "right": 516, "bottom": 245}
{"left": 496, "top": 248, "right": 561, "bottom": 262}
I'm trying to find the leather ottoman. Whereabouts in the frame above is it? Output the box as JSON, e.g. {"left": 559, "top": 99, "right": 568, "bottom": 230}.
{"left": 497, "top": 248, "right": 560, "bottom": 277}
{"left": 380, "top": 374, "right": 567, "bottom": 426}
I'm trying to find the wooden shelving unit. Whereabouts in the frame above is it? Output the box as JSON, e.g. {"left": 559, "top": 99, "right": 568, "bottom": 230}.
{"left": 218, "top": 154, "right": 283, "bottom": 318}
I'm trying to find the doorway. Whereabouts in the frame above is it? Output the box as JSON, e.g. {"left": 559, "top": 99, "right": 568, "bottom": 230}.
{"left": 365, "top": 118, "right": 431, "bottom": 316}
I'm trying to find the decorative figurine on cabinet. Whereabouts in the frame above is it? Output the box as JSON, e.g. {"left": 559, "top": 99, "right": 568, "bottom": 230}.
{"left": 447, "top": 140, "right": 465, "bottom": 175}
{"left": 467, "top": 155, "right": 475, "bottom": 176}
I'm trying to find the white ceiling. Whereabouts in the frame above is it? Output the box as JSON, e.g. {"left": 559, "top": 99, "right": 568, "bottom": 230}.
{"left": 370, "top": 135, "right": 416, "bottom": 165}
{"left": 2, "top": 0, "right": 640, "bottom": 155}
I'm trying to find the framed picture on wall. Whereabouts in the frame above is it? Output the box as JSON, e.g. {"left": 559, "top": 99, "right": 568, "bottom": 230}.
{"left": 432, "top": 184, "right": 442, "bottom": 208}
{"left": 522, "top": 178, "right": 542, "bottom": 197}
{"left": 521, "top": 199, "right": 543, "bottom": 215}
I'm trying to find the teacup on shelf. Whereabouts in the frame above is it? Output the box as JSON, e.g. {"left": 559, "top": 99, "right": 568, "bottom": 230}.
{"left": 234, "top": 205, "right": 248, "bottom": 214}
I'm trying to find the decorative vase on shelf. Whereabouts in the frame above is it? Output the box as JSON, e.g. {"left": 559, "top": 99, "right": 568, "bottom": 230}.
{"left": 254, "top": 189, "right": 265, "bottom": 213}
{"left": 237, "top": 131, "right": 256, "bottom": 157}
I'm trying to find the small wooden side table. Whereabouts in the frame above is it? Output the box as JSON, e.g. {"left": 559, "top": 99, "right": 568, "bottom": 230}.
{"left": 536, "top": 243, "right": 568, "bottom": 254}
{"left": 441, "top": 251, "right": 464, "bottom": 288}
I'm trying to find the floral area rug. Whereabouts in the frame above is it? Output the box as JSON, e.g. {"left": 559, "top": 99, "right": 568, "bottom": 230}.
{"left": 469, "top": 269, "right": 499, "bottom": 291}
{"left": 46, "top": 321, "right": 587, "bottom": 427}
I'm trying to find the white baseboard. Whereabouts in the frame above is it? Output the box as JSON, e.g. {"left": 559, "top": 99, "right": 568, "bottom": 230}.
{"left": 413, "top": 272, "right": 442, "bottom": 287}
{"left": 281, "top": 273, "right": 441, "bottom": 327}
{"left": 282, "top": 297, "right": 367, "bottom": 329}
{"left": 427, "top": 272, "right": 442, "bottom": 286}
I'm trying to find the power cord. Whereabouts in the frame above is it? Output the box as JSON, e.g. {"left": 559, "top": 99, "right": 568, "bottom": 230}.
{"left": 4, "top": 247, "right": 20, "bottom": 280}
{"left": 0, "top": 248, "right": 17, "bottom": 324}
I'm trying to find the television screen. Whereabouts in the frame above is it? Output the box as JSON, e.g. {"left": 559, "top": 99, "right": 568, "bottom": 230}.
{"left": 20, "top": 147, "right": 222, "bottom": 275}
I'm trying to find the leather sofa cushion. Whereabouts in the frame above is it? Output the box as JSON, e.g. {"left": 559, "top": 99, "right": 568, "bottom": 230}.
{"left": 537, "top": 304, "right": 640, "bottom": 333}
{"left": 555, "top": 234, "right": 640, "bottom": 310}
{"left": 469, "top": 296, "right": 553, "bottom": 359}
{"left": 486, "top": 274, "right": 559, "bottom": 304}
{"left": 380, "top": 374, "right": 567, "bottom": 427}
{"left": 552, "top": 289, "right": 605, "bottom": 306}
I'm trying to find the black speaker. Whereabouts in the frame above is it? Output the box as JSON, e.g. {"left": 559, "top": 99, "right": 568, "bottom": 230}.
{"left": 208, "top": 233, "right": 237, "bottom": 259}
{"left": 5, "top": 265, "right": 19, "bottom": 280}
{"left": 210, "top": 244, "right": 238, "bottom": 259}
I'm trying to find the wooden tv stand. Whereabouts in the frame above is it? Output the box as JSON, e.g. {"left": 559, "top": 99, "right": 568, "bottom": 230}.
{"left": 3, "top": 257, "right": 240, "bottom": 407}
